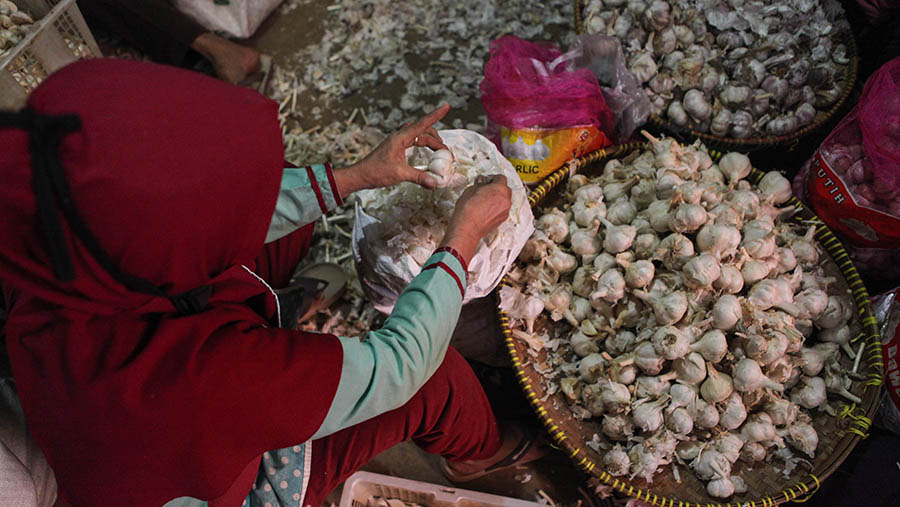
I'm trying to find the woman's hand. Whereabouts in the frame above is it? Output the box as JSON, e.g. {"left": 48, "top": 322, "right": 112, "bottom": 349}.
{"left": 439, "top": 175, "right": 512, "bottom": 263}
{"left": 333, "top": 104, "right": 450, "bottom": 197}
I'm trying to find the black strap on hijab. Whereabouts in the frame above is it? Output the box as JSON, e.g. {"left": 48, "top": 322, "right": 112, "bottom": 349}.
{"left": 0, "top": 108, "right": 211, "bottom": 315}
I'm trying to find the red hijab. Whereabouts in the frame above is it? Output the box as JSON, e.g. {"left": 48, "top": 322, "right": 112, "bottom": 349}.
{"left": 0, "top": 59, "right": 342, "bottom": 506}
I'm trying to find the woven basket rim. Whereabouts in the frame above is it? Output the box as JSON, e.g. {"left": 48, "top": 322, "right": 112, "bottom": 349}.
{"left": 500, "top": 142, "right": 885, "bottom": 506}
{"left": 573, "top": 0, "right": 859, "bottom": 150}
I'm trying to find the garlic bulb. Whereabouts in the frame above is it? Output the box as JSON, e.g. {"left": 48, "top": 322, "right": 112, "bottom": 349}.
{"left": 719, "top": 392, "right": 748, "bottom": 430}
{"left": 710, "top": 295, "right": 742, "bottom": 332}
{"left": 683, "top": 253, "right": 722, "bottom": 289}
{"left": 797, "top": 343, "right": 838, "bottom": 376}
{"left": 658, "top": 233, "right": 695, "bottom": 270}
{"left": 602, "top": 414, "right": 635, "bottom": 441}
{"left": 733, "top": 358, "right": 784, "bottom": 392}
{"left": 574, "top": 183, "right": 604, "bottom": 203}
{"left": 633, "top": 340, "right": 666, "bottom": 375}
{"left": 707, "top": 478, "right": 735, "bottom": 498}
{"left": 786, "top": 419, "right": 819, "bottom": 458}
{"left": 632, "top": 232, "right": 660, "bottom": 259}
{"left": 683, "top": 89, "right": 712, "bottom": 120}
{"left": 666, "top": 407, "right": 694, "bottom": 434}
{"left": 571, "top": 329, "right": 600, "bottom": 357}
{"left": 691, "top": 329, "right": 728, "bottom": 362}
{"left": 606, "top": 199, "right": 638, "bottom": 225}
{"left": 794, "top": 287, "right": 828, "bottom": 320}
{"left": 814, "top": 295, "right": 849, "bottom": 329}
{"left": 536, "top": 209, "right": 568, "bottom": 243}
{"left": 547, "top": 245, "right": 578, "bottom": 275}
{"left": 570, "top": 221, "right": 603, "bottom": 256}
{"left": 790, "top": 376, "right": 827, "bottom": 409}
{"left": 652, "top": 326, "right": 690, "bottom": 360}
{"left": 714, "top": 265, "right": 744, "bottom": 294}
{"left": 669, "top": 203, "right": 709, "bottom": 233}
{"left": 740, "top": 412, "right": 779, "bottom": 445}
{"left": 631, "top": 395, "right": 670, "bottom": 433}
{"left": 579, "top": 353, "right": 608, "bottom": 383}
{"left": 719, "top": 152, "right": 752, "bottom": 183}
{"left": 598, "top": 380, "right": 632, "bottom": 414}
{"left": 692, "top": 449, "right": 731, "bottom": 481}
{"left": 710, "top": 108, "right": 733, "bottom": 137}
{"left": 426, "top": 149, "right": 456, "bottom": 187}
{"left": 634, "top": 289, "right": 688, "bottom": 326}
{"left": 620, "top": 258, "right": 655, "bottom": 288}
{"left": 635, "top": 372, "right": 678, "bottom": 398}
{"left": 764, "top": 398, "right": 800, "bottom": 427}
{"left": 603, "top": 446, "right": 631, "bottom": 476}
{"left": 758, "top": 171, "right": 793, "bottom": 204}
{"left": 599, "top": 216, "right": 637, "bottom": 254}
{"left": 572, "top": 198, "right": 607, "bottom": 227}
{"left": 701, "top": 362, "right": 734, "bottom": 403}
{"left": 696, "top": 223, "right": 741, "bottom": 258}
{"left": 667, "top": 100, "right": 690, "bottom": 127}
{"left": 673, "top": 352, "right": 707, "bottom": 384}
{"left": 591, "top": 269, "right": 627, "bottom": 304}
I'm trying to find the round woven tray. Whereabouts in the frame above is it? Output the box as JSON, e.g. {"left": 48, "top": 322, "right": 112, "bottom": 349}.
{"left": 573, "top": 0, "right": 859, "bottom": 152}
{"left": 499, "top": 143, "right": 885, "bottom": 506}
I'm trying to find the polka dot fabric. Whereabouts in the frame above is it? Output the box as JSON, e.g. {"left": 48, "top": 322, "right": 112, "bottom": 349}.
{"left": 243, "top": 444, "right": 310, "bottom": 507}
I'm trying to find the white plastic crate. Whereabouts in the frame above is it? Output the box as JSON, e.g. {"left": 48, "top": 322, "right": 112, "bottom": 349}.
{"left": 339, "top": 471, "right": 544, "bottom": 507}
{"left": 1, "top": 0, "right": 101, "bottom": 110}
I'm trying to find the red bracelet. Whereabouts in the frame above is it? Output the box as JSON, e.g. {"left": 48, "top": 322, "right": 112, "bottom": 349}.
{"left": 434, "top": 246, "right": 469, "bottom": 274}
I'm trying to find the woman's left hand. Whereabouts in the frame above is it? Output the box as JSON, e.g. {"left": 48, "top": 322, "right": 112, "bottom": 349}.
{"left": 333, "top": 104, "right": 450, "bottom": 197}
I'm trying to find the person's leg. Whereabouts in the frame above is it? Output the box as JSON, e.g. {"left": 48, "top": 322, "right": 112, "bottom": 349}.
{"left": 79, "top": 0, "right": 260, "bottom": 82}
{"left": 78, "top": 0, "right": 205, "bottom": 65}
{"left": 303, "top": 347, "right": 502, "bottom": 506}
{"left": 190, "top": 33, "right": 262, "bottom": 85}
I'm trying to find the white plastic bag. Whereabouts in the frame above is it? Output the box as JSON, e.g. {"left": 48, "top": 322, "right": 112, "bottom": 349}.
{"left": 174, "top": 0, "right": 282, "bottom": 39}
{"left": 352, "top": 129, "right": 534, "bottom": 314}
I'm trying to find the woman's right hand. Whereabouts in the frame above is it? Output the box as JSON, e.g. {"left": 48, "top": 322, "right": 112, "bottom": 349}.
{"left": 440, "top": 175, "right": 512, "bottom": 263}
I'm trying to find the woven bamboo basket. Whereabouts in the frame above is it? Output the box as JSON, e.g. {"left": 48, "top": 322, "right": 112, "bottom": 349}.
{"left": 498, "top": 143, "right": 885, "bottom": 506}
{"left": 573, "top": 0, "right": 858, "bottom": 152}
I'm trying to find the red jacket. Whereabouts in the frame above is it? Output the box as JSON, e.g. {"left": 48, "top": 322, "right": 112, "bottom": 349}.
{"left": 0, "top": 59, "right": 342, "bottom": 506}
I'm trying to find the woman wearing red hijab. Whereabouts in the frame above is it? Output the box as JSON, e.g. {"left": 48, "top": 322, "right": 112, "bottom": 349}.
{"left": 0, "top": 59, "right": 535, "bottom": 506}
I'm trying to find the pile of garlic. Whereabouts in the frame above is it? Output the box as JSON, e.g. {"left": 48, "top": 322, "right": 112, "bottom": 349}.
{"left": 582, "top": 0, "right": 850, "bottom": 138}
{"left": 501, "top": 134, "right": 864, "bottom": 498}
{"left": 0, "top": 1, "right": 34, "bottom": 59}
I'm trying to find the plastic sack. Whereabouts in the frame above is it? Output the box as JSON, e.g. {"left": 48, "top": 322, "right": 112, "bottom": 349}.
{"left": 856, "top": 0, "right": 899, "bottom": 21}
{"left": 570, "top": 33, "right": 650, "bottom": 143}
{"left": 352, "top": 130, "right": 534, "bottom": 314}
{"left": 871, "top": 289, "right": 900, "bottom": 435}
{"left": 793, "top": 57, "right": 900, "bottom": 286}
{"left": 480, "top": 35, "right": 614, "bottom": 184}
{"left": 174, "top": 0, "right": 282, "bottom": 38}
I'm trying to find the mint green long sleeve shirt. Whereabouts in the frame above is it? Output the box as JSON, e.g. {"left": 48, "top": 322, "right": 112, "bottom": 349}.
{"left": 267, "top": 163, "right": 467, "bottom": 436}
{"left": 166, "top": 164, "right": 467, "bottom": 507}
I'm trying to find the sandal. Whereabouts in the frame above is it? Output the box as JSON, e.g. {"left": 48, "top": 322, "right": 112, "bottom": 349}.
{"left": 238, "top": 54, "right": 273, "bottom": 94}
{"left": 440, "top": 423, "right": 548, "bottom": 483}
{"left": 275, "top": 262, "right": 348, "bottom": 329}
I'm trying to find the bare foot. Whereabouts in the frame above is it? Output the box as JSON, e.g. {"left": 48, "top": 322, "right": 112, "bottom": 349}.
{"left": 191, "top": 32, "right": 261, "bottom": 84}
{"left": 444, "top": 423, "right": 544, "bottom": 478}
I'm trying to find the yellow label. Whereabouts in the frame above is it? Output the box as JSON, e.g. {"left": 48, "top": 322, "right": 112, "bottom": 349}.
{"left": 501, "top": 126, "right": 610, "bottom": 184}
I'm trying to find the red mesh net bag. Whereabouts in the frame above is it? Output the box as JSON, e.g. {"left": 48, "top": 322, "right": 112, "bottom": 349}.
{"left": 793, "top": 57, "right": 900, "bottom": 288}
